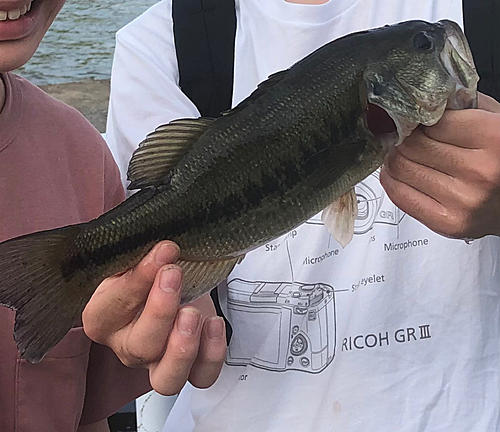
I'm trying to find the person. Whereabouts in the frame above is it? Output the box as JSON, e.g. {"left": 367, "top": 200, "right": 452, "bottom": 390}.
{"left": 0, "top": 1, "right": 226, "bottom": 431}
{"left": 105, "top": 0, "right": 500, "bottom": 430}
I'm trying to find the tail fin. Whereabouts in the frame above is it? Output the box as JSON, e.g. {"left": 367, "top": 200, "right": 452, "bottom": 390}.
{"left": 0, "top": 225, "right": 88, "bottom": 363}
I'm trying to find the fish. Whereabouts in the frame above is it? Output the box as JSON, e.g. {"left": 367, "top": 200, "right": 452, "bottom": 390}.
{"left": 0, "top": 20, "right": 478, "bottom": 363}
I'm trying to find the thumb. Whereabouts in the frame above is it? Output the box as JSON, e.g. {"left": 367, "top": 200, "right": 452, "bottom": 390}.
{"left": 83, "top": 241, "right": 180, "bottom": 344}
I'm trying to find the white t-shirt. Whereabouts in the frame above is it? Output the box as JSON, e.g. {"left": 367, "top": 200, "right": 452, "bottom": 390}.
{"left": 106, "top": 1, "right": 500, "bottom": 431}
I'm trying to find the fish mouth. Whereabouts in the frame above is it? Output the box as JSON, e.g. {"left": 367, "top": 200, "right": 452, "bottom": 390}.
{"left": 364, "top": 20, "right": 479, "bottom": 149}
{"left": 364, "top": 88, "right": 417, "bottom": 149}
{"left": 365, "top": 103, "right": 399, "bottom": 145}
{"left": 438, "top": 19, "right": 479, "bottom": 109}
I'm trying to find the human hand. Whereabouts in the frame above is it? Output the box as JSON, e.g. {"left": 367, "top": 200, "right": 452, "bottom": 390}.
{"left": 82, "top": 241, "right": 227, "bottom": 395}
{"left": 380, "top": 93, "right": 500, "bottom": 239}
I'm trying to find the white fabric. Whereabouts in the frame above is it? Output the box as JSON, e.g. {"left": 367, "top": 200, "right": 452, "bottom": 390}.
{"left": 106, "top": 1, "right": 500, "bottom": 431}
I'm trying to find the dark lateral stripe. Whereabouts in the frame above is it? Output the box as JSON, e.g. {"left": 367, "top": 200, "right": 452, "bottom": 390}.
{"left": 176, "top": 139, "right": 335, "bottom": 231}
{"left": 60, "top": 228, "right": 159, "bottom": 278}
{"left": 63, "top": 150, "right": 315, "bottom": 278}
{"left": 62, "top": 121, "right": 364, "bottom": 277}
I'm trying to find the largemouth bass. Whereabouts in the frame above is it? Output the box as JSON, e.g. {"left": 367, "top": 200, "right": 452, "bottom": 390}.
{"left": 0, "top": 20, "right": 478, "bottom": 362}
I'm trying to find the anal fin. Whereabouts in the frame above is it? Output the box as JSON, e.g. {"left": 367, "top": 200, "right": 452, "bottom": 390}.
{"left": 321, "top": 189, "right": 358, "bottom": 248}
{"left": 177, "top": 256, "right": 244, "bottom": 304}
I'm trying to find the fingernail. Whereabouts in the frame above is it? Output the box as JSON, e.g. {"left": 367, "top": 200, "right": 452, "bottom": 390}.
{"left": 207, "top": 317, "right": 224, "bottom": 340}
{"left": 160, "top": 267, "right": 182, "bottom": 293}
{"left": 177, "top": 308, "right": 201, "bottom": 335}
{"left": 155, "top": 243, "right": 178, "bottom": 266}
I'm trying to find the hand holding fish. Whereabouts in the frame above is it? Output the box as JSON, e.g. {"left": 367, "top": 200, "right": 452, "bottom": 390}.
{"left": 381, "top": 93, "right": 500, "bottom": 239}
{"left": 82, "top": 241, "right": 227, "bottom": 395}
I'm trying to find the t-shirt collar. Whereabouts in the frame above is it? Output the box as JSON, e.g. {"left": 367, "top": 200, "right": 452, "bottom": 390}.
{"left": 250, "top": 0, "right": 360, "bottom": 25}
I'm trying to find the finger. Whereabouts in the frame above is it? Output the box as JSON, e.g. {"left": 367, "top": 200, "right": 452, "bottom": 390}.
{"left": 423, "top": 108, "right": 500, "bottom": 149}
{"left": 113, "top": 265, "right": 183, "bottom": 367}
{"left": 384, "top": 147, "right": 462, "bottom": 206}
{"left": 380, "top": 167, "right": 451, "bottom": 235}
{"left": 83, "top": 241, "right": 180, "bottom": 344}
{"left": 397, "top": 133, "right": 500, "bottom": 191}
{"left": 187, "top": 293, "right": 218, "bottom": 319}
{"left": 478, "top": 93, "right": 500, "bottom": 114}
{"left": 397, "top": 128, "right": 474, "bottom": 176}
{"left": 188, "top": 316, "right": 226, "bottom": 389}
{"left": 149, "top": 307, "right": 203, "bottom": 396}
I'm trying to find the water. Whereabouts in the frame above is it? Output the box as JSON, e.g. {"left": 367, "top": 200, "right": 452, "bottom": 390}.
{"left": 17, "top": 0, "right": 158, "bottom": 85}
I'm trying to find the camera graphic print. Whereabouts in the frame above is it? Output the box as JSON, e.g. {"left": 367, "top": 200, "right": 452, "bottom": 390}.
{"left": 226, "top": 279, "right": 336, "bottom": 373}
{"left": 305, "top": 170, "right": 406, "bottom": 234}
{"left": 224, "top": 169, "right": 410, "bottom": 375}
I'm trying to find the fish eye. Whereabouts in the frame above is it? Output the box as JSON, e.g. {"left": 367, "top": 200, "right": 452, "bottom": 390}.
{"left": 413, "top": 31, "right": 434, "bottom": 51}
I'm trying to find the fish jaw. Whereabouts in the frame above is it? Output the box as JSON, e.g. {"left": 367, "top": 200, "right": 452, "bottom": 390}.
{"left": 362, "top": 70, "right": 419, "bottom": 149}
{"left": 438, "top": 19, "right": 479, "bottom": 110}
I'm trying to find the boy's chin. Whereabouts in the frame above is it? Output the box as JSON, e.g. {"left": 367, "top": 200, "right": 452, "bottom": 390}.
{"left": 0, "top": 0, "right": 66, "bottom": 73}
{"left": 0, "top": 41, "right": 41, "bottom": 73}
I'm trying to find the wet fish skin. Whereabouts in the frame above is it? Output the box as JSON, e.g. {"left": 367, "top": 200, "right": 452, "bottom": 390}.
{"left": 0, "top": 20, "right": 478, "bottom": 363}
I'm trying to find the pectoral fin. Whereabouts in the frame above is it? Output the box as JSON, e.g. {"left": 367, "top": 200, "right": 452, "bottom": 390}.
{"left": 177, "top": 256, "right": 244, "bottom": 304}
{"left": 321, "top": 189, "right": 358, "bottom": 248}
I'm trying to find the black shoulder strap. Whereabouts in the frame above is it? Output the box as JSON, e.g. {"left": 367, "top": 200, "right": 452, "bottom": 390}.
{"left": 172, "top": 1, "right": 499, "bottom": 109}
{"left": 172, "top": 0, "right": 237, "bottom": 117}
{"left": 172, "top": 0, "right": 236, "bottom": 344}
{"left": 463, "top": 0, "right": 500, "bottom": 101}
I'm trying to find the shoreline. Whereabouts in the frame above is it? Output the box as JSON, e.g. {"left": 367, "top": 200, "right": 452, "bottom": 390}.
{"left": 40, "top": 79, "right": 111, "bottom": 133}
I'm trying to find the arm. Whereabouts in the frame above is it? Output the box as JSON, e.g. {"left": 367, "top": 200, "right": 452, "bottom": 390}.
{"left": 381, "top": 93, "right": 500, "bottom": 239}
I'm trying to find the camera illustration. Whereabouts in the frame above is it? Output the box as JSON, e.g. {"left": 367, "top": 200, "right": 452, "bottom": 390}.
{"left": 226, "top": 279, "right": 336, "bottom": 374}
{"left": 306, "top": 171, "right": 405, "bottom": 235}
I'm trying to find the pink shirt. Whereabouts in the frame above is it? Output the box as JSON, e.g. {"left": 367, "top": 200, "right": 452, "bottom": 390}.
{"left": 0, "top": 73, "right": 151, "bottom": 431}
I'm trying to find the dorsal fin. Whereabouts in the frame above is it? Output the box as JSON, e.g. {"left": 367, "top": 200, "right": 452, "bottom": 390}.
{"left": 223, "top": 69, "right": 288, "bottom": 116}
{"left": 127, "top": 118, "right": 215, "bottom": 190}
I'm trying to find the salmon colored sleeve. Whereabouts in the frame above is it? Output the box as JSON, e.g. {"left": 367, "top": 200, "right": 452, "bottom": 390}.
{"left": 79, "top": 343, "right": 152, "bottom": 425}
{"left": 102, "top": 143, "right": 126, "bottom": 212}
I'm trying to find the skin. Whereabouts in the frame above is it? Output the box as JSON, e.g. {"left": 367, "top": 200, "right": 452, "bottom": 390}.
{"left": 0, "top": 0, "right": 67, "bottom": 106}
{"left": 381, "top": 93, "right": 500, "bottom": 239}
{"left": 83, "top": 243, "right": 227, "bottom": 396}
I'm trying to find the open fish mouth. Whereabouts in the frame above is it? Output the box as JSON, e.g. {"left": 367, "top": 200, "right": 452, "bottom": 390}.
{"left": 364, "top": 96, "right": 414, "bottom": 149}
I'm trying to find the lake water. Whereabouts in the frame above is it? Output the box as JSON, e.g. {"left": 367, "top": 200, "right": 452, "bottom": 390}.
{"left": 17, "top": 0, "right": 158, "bottom": 85}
